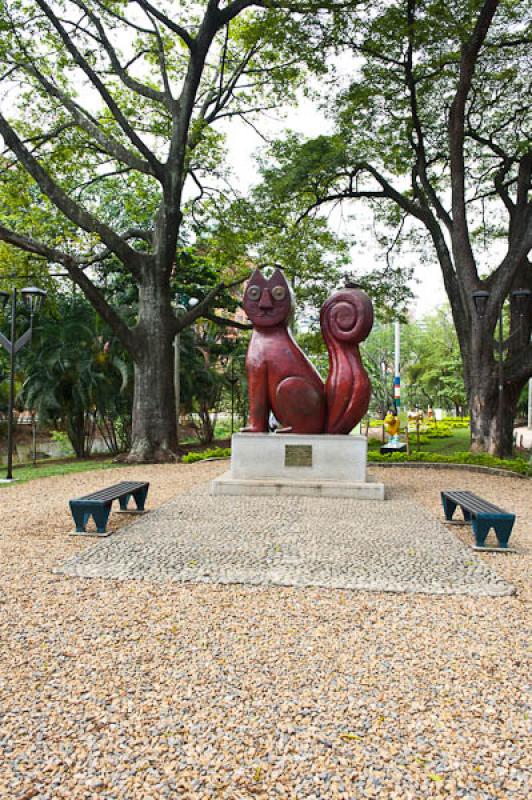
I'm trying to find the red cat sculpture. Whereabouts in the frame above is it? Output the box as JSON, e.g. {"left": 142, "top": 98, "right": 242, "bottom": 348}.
{"left": 242, "top": 267, "right": 373, "bottom": 435}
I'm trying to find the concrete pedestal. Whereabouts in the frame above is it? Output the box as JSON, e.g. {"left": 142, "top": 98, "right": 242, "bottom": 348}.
{"left": 212, "top": 433, "right": 385, "bottom": 500}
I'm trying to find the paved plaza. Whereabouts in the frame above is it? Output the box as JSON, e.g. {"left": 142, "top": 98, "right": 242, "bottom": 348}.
{"left": 57, "top": 484, "right": 514, "bottom": 597}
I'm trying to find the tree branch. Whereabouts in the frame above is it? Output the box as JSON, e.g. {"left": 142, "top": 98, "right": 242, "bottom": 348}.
{"left": 448, "top": 0, "right": 499, "bottom": 290}
{"left": 0, "top": 223, "right": 134, "bottom": 348}
{"left": 134, "top": 0, "right": 195, "bottom": 50}
{"left": 35, "top": 0, "right": 163, "bottom": 176}
{"left": 174, "top": 276, "right": 248, "bottom": 333}
{"left": 24, "top": 64, "right": 154, "bottom": 175}
{"left": 71, "top": 0, "right": 171, "bottom": 107}
{"left": 204, "top": 313, "right": 251, "bottom": 330}
{"left": 0, "top": 112, "right": 146, "bottom": 276}
{"left": 404, "top": 0, "right": 452, "bottom": 230}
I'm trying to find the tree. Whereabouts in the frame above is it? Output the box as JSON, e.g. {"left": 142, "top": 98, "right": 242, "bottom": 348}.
{"left": 0, "top": 0, "right": 334, "bottom": 461}
{"left": 21, "top": 296, "right": 131, "bottom": 457}
{"left": 401, "top": 309, "right": 467, "bottom": 415}
{"left": 257, "top": 0, "right": 531, "bottom": 455}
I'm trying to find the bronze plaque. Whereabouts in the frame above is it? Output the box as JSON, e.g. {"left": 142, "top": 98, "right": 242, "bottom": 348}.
{"left": 284, "top": 444, "right": 313, "bottom": 467}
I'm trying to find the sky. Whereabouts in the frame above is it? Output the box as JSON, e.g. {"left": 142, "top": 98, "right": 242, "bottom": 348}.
{"left": 221, "top": 92, "right": 447, "bottom": 320}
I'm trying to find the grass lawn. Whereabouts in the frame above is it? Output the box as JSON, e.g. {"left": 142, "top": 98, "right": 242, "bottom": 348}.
{"left": 0, "top": 457, "right": 119, "bottom": 487}
{"left": 367, "top": 426, "right": 472, "bottom": 455}
{"left": 407, "top": 425, "right": 471, "bottom": 454}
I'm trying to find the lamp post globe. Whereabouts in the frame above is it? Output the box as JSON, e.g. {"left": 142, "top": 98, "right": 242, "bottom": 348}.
{"left": 21, "top": 287, "right": 47, "bottom": 317}
{"left": 511, "top": 288, "right": 531, "bottom": 318}
{"left": 471, "top": 290, "right": 490, "bottom": 318}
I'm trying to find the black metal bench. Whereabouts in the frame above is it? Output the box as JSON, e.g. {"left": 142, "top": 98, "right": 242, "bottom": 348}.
{"left": 69, "top": 481, "right": 149, "bottom": 535}
{"left": 441, "top": 489, "right": 515, "bottom": 549}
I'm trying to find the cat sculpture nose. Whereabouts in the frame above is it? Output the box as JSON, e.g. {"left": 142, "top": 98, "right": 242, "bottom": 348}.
{"left": 259, "top": 288, "right": 273, "bottom": 309}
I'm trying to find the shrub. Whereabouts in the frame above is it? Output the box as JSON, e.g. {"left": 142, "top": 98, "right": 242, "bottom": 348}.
{"left": 182, "top": 447, "right": 231, "bottom": 463}
{"left": 369, "top": 449, "right": 531, "bottom": 476}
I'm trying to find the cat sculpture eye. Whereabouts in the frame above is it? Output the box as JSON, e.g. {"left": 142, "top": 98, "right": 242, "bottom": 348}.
{"left": 272, "top": 286, "right": 286, "bottom": 301}
{"left": 247, "top": 285, "right": 261, "bottom": 300}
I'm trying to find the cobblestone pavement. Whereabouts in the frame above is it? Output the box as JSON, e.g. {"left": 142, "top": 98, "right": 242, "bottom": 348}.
{"left": 56, "top": 485, "right": 514, "bottom": 596}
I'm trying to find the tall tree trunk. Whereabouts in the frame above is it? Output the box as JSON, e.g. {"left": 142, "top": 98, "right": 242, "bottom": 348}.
{"left": 126, "top": 275, "right": 177, "bottom": 463}
{"left": 467, "top": 324, "right": 521, "bottom": 457}
{"left": 469, "top": 379, "right": 520, "bottom": 457}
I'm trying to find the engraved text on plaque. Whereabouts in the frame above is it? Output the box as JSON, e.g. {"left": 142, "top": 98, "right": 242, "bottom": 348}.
{"left": 284, "top": 444, "right": 313, "bottom": 467}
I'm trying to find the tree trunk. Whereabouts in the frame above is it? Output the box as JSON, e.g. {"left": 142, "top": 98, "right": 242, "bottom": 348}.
{"left": 469, "top": 373, "right": 519, "bottom": 458}
{"left": 126, "top": 278, "right": 178, "bottom": 463}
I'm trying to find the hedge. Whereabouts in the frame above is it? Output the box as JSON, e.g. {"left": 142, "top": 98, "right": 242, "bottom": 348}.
{"left": 368, "top": 449, "right": 531, "bottom": 476}
{"left": 182, "top": 447, "right": 231, "bottom": 463}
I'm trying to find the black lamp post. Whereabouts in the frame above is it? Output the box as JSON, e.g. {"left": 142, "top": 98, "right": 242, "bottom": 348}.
{"left": 471, "top": 287, "right": 531, "bottom": 458}
{"left": 0, "top": 287, "right": 47, "bottom": 480}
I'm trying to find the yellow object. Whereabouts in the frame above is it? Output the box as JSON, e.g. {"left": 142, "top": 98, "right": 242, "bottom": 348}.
{"left": 384, "top": 412, "right": 400, "bottom": 437}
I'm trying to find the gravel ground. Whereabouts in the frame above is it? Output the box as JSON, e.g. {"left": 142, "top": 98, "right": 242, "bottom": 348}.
{"left": 0, "top": 462, "right": 530, "bottom": 799}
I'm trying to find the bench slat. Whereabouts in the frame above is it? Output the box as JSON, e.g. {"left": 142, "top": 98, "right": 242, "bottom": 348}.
{"left": 442, "top": 490, "right": 509, "bottom": 517}
{"left": 74, "top": 481, "right": 148, "bottom": 504}
{"left": 69, "top": 481, "right": 150, "bottom": 534}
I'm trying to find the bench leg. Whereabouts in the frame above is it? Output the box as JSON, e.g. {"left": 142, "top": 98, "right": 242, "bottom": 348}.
{"left": 441, "top": 494, "right": 457, "bottom": 521}
{"left": 92, "top": 503, "right": 112, "bottom": 534}
{"left": 132, "top": 485, "right": 149, "bottom": 511}
{"left": 118, "top": 493, "right": 132, "bottom": 511}
{"left": 494, "top": 520, "right": 515, "bottom": 549}
{"left": 70, "top": 503, "right": 91, "bottom": 533}
{"left": 471, "top": 519, "right": 491, "bottom": 548}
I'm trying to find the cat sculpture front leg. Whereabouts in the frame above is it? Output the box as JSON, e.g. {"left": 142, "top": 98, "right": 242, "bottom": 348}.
{"left": 240, "top": 351, "right": 269, "bottom": 433}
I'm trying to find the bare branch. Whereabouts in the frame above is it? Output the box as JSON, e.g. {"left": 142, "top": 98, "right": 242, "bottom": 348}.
{"left": 35, "top": 0, "right": 163, "bottom": 176}
{"left": 448, "top": 0, "right": 499, "bottom": 289}
{"left": 134, "top": 0, "right": 195, "bottom": 50}
{"left": 204, "top": 313, "right": 252, "bottom": 330}
{"left": 71, "top": 0, "right": 170, "bottom": 107}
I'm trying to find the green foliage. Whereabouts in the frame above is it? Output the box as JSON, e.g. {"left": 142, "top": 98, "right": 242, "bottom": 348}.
{"left": 182, "top": 446, "right": 231, "bottom": 463}
{"left": 20, "top": 296, "right": 132, "bottom": 457}
{"left": 401, "top": 309, "right": 467, "bottom": 413}
{"left": 49, "top": 430, "right": 74, "bottom": 456}
{"left": 253, "top": 135, "right": 414, "bottom": 319}
{"left": 368, "top": 450, "right": 532, "bottom": 477}
{"left": 363, "top": 310, "right": 467, "bottom": 418}
{"left": 179, "top": 322, "right": 248, "bottom": 445}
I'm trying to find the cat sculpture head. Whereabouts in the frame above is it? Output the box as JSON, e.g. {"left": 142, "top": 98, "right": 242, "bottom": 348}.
{"left": 243, "top": 267, "right": 293, "bottom": 328}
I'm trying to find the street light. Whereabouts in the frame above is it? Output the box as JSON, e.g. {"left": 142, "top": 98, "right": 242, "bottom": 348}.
{"left": 0, "top": 286, "right": 47, "bottom": 480}
{"left": 471, "top": 287, "right": 531, "bottom": 458}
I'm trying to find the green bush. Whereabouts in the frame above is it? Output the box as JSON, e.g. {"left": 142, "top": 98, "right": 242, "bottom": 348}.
{"left": 424, "top": 427, "right": 453, "bottom": 439}
{"left": 369, "top": 449, "right": 531, "bottom": 476}
{"left": 182, "top": 447, "right": 231, "bottom": 463}
{"left": 50, "top": 430, "right": 74, "bottom": 455}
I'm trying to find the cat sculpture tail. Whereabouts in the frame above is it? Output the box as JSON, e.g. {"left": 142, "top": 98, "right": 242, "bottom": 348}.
{"left": 320, "top": 288, "right": 374, "bottom": 435}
